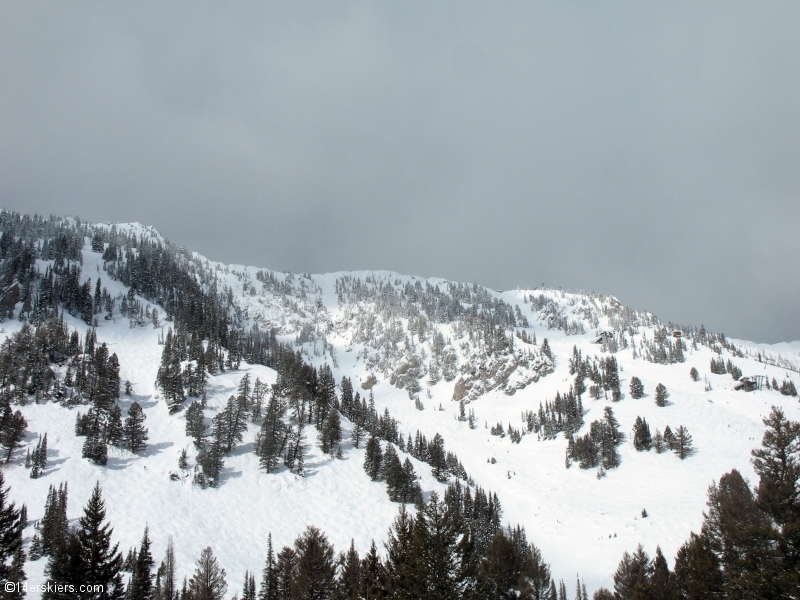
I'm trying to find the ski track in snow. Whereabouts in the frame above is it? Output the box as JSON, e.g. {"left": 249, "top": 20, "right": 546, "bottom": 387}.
{"left": 3, "top": 233, "right": 799, "bottom": 595}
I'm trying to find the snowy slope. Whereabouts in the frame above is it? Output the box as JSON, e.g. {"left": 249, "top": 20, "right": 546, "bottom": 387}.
{"left": 3, "top": 222, "right": 800, "bottom": 594}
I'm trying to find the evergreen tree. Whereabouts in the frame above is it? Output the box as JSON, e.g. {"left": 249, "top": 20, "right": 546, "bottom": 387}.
{"left": 400, "top": 459, "right": 421, "bottom": 504}
{"left": 672, "top": 533, "right": 723, "bottom": 598}
{"left": 689, "top": 367, "right": 699, "bottom": 381}
{"left": 0, "top": 472, "right": 24, "bottom": 588}
{"left": 40, "top": 484, "right": 68, "bottom": 558}
{"left": 124, "top": 402, "right": 148, "bottom": 453}
{"left": 292, "top": 526, "right": 337, "bottom": 600}
{"left": 384, "top": 505, "right": 423, "bottom": 600}
{"left": 213, "top": 395, "right": 248, "bottom": 453}
{"left": 82, "top": 433, "right": 108, "bottom": 466}
{"left": 106, "top": 407, "right": 124, "bottom": 447}
{"left": 600, "top": 406, "right": 621, "bottom": 469}
{"left": 77, "top": 483, "right": 125, "bottom": 600}
{"left": 196, "top": 442, "right": 225, "bottom": 487}
{"left": 475, "top": 529, "right": 526, "bottom": 600}
{"left": 159, "top": 537, "right": 178, "bottom": 600}
{"left": 337, "top": 540, "right": 361, "bottom": 600}
{"left": 628, "top": 377, "right": 644, "bottom": 399}
{"left": 414, "top": 492, "right": 467, "bottom": 600}
{"left": 129, "top": 526, "right": 155, "bottom": 600}
{"left": 318, "top": 410, "right": 341, "bottom": 456}
{"left": 663, "top": 426, "right": 675, "bottom": 451}
{"left": 275, "top": 547, "right": 295, "bottom": 600}
{"left": 428, "top": 434, "right": 449, "bottom": 482}
{"left": 350, "top": 408, "right": 365, "bottom": 450}
{"left": 185, "top": 402, "right": 207, "bottom": 448}
{"left": 360, "top": 540, "right": 386, "bottom": 600}
{"left": 383, "top": 447, "right": 405, "bottom": 502}
{"left": 652, "top": 429, "right": 665, "bottom": 454}
{"left": 259, "top": 534, "right": 278, "bottom": 600}
{"left": 649, "top": 546, "right": 672, "bottom": 600}
{"left": 673, "top": 426, "right": 693, "bottom": 459}
{"left": 0, "top": 407, "right": 26, "bottom": 463}
{"left": 751, "top": 406, "right": 800, "bottom": 593}
{"left": 632, "top": 417, "right": 652, "bottom": 452}
{"left": 363, "top": 437, "right": 383, "bottom": 481}
{"left": 654, "top": 383, "right": 668, "bottom": 407}
{"left": 701, "top": 469, "right": 774, "bottom": 598}
{"left": 256, "top": 389, "right": 287, "bottom": 473}
{"left": 612, "top": 545, "right": 651, "bottom": 600}
{"left": 241, "top": 571, "right": 256, "bottom": 600}
{"left": 43, "top": 530, "right": 85, "bottom": 600}
{"left": 188, "top": 547, "right": 227, "bottom": 600}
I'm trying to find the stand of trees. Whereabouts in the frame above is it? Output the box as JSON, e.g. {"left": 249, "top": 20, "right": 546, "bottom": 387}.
{"left": 595, "top": 406, "right": 799, "bottom": 599}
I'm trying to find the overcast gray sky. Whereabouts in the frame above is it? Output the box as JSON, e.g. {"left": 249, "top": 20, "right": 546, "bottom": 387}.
{"left": 1, "top": 2, "right": 798, "bottom": 343}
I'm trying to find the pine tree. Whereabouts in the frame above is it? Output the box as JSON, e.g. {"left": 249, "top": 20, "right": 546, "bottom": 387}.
{"left": 672, "top": 532, "right": 723, "bottom": 599}
{"left": 475, "top": 529, "right": 527, "bottom": 600}
{"left": 272, "top": 546, "right": 293, "bottom": 600}
{"left": 256, "top": 389, "right": 287, "bottom": 473}
{"left": 43, "top": 530, "right": 85, "bottom": 600}
{"left": 429, "top": 433, "right": 449, "bottom": 482}
{"left": 360, "top": 540, "right": 386, "bottom": 600}
{"left": 701, "top": 469, "right": 774, "bottom": 598}
{"left": 654, "top": 383, "right": 669, "bottom": 407}
{"left": 363, "top": 436, "right": 383, "bottom": 481}
{"left": 237, "top": 374, "right": 251, "bottom": 408}
{"left": 129, "top": 526, "right": 155, "bottom": 600}
{"left": 628, "top": 377, "right": 644, "bottom": 399}
{"left": 40, "top": 484, "right": 68, "bottom": 558}
{"left": 613, "top": 545, "right": 652, "bottom": 600}
{"left": 159, "top": 537, "right": 178, "bottom": 600}
{"left": 652, "top": 430, "right": 665, "bottom": 454}
{"left": 338, "top": 539, "right": 361, "bottom": 600}
{"left": 197, "top": 442, "right": 225, "bottom": 487}
{"left": 673, "top": 426, "right": 693, "bottom": 459}
{"left": 351, "top": 415, "right": 365, "bottom": 450}
{"left": 318, "top": 409, "right": 342, "bottom": 456}
{"left": 414, "top": 492, "right": 467, "bottom": 600}
{"left": 384, "top": 505, "right": 423, "bottom": 600}
{"left": 689, "top": 367, "right": 700, "bottom": 381}
{"left": 383, "top": 447, "right": 405, "bottom": 502}
{"left": 83, "top": 432, "right": 109, "bottom": 465}
{"left": 124, "top": 402, "right": 149, "bottom": 453}
{"left": 0, "top": 471, "right": 24, "bottom": 586}
{"left": 258, "top": 533, "right": 278, "bottom": 600}
{"left": 750, "top": 406, "right": 800, "bottom": 593}
{"left": 292, "top": 526, "right": 337, "bottom": 600}
{"left": 188, "top": 547, "right": 227, "bottom": 600}
{"left": 241, "top": 571, "right": 256, "bottom": 600}
{"left": 185, "top": 402, "right": 207, "bottom": 447}
{"left": 400, "top": 459, "right": 421, "bottom": 504}
{"left": 632, "top": 417, "right": 652, "bottom": 452}
{"left": 213, "top": 395, "right": 248, "bottom": 453}
{"left": 76, "top": 483, "right": 125, "bottom": 600}
{"left": 0, "top": 407, "right": 27, "bottom": 463}
{"left": 106, "top": 406, "right": 124, "bottom": 447}
{"left": 663, "top": 426, "right": 675, "bottom": 451}
{"left": 649, "top": 546, "right": 672, "bottom": 600}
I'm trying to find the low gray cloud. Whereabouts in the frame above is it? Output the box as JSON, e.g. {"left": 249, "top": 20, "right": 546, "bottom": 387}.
{"left": 1, "top": 2, "right": 797, "bottom": 342}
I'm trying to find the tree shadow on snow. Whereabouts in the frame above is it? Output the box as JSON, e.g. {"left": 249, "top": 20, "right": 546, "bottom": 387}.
{"left": 219, "top": 468, "right": 243, "bottom": 484}
{"left": 228, "top": 442, "right": 254, "bottom": 457}
{"left": 106, "top": 456, "right": 136, "bottom": 470}
{"left": 142, "top": 441, "right": 173, "bottom": 457}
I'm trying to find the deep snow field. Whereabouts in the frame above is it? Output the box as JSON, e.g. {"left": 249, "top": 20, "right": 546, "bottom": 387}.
{"left": 4, "top": 237, "right": 800, "bottom": 594}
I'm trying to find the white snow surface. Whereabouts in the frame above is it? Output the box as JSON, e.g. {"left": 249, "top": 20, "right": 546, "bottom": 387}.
{"left": 4, "top": 228, "right": 800, "bottom": 595}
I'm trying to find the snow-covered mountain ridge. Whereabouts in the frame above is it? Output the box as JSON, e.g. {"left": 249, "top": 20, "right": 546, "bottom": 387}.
{"left": 0, "top": 212, "right": 798, "bottom": 594}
